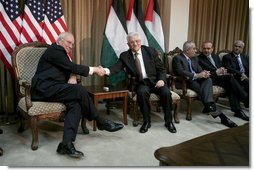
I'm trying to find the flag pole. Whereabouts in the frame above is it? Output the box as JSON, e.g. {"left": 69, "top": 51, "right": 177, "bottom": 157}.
{"left": 3, "top": 66, "right": 9, "bottom": 124}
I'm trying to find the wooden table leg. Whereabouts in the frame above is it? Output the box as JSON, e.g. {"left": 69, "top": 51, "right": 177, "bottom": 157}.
{"left": 123, "top": 93, "right": 128, "bottom": 125}
{"left": 93, "top": 97, "right": 99, "bottom": 131}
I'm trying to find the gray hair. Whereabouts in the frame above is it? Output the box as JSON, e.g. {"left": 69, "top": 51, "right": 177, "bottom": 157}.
{"left": 127, "top": 32, "right": 140, "bottom": 42}
{"left": 183, "top": 40, "right": 195, "bottom": 52}
{"left": 57, "top": 32, "right": 73, "bottom": 41}
{"left": 234, "top": 40, "right": 245, "bottom": 47}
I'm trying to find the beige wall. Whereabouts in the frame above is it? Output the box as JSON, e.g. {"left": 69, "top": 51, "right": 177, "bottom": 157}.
{"left": 168, "top": 0, "right": 190, "bottom": 51}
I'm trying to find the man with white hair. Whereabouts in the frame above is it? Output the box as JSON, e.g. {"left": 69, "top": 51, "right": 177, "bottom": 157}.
{"left": 31, "top": 32, "right": 123, "bottom": 158}
{"left": 222, "top": 40, "right": 249, "bottom": 109}
{"left": 103, "top": 32, "right": 176, "bottom": 134}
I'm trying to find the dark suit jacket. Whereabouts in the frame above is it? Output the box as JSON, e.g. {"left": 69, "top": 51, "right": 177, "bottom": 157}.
{"left": 172, "top": 53, "right": 203, "bottom": 81}
{"left": 198, "top": 53, "right": 221, "bottom": 78}
{"left": 222, "top": 52, "right": 249, "bottom": 78}
{"left": 109, "top": 46, "right": 166, "bottom": 85}
{"left": 31, "top": 43, "right": 90, "bottom": 100}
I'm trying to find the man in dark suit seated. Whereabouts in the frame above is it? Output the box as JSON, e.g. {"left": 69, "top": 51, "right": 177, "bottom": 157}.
{"left": 31, "top": 32, "right": 123, "bottom": 158}
{"left": 222, "top": 40, "right": 249, "bottom": 108}
{"left": 103, "top": 32, "right": 176, "bottom": 133}
{"left": 198, "top": 41, "right": 249, "bottom": 121}
{"left": 172, "top": 40, "right": 237, "bottom": 128}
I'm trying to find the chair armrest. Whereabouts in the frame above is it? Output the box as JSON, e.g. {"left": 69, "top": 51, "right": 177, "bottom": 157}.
{"left": 19, "top": 80, "right": 33, "bottom": 110}
{"left": 172, "top": 75, "right": 189, "bottom": 95}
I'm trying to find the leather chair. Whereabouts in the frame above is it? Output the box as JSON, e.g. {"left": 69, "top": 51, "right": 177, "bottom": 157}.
{"left": 166, "top": 47, "right": 226, "bottom": 121}
{"left": 11, "top": 42, "right": 87, "bottom": 150}
{"left": 129, "top": 51, "right": 181, "bottom": 126}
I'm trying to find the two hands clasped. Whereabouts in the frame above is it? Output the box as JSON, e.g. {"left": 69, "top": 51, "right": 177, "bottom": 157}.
{"left": 93, "top": 66, "right": 106, "bottom": 76}
{"left": 195, "top": 67, "right": 228, "bottom": 79}
{"left": 69, "top": 65, "right": 165, "bottom": 89}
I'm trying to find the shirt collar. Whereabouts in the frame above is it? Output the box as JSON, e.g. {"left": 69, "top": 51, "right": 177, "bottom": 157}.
{"left": 132, "top": 49, "right": 142, "bottom": 56}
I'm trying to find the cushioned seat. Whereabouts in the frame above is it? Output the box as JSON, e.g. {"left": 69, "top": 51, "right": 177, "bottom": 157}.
{"left": 165, "top": 47, "right": 227, "bottom": 121}
{"left": 12, "top": 42, "right": 86, "bottom": 150}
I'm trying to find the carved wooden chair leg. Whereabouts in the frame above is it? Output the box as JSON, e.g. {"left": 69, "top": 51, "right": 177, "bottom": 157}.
{"left": 186, "top": 99, "right": 193, "bottom": 121}
{"left": 81, "top": 117, "right": 89, "bottom": 134}
{"left": 31, "top": 116, "right": 39, "bottom": 151}
{"left": 17, "top": 112, "right": 26, "bottom": 133}
{"left": 132, "top": 101, "right": 140, "bottom": 127}
{"left": 173, "top": 100, "right": 180, "bottom": 123}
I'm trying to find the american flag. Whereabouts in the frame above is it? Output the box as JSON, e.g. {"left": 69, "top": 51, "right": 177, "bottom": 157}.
{"left": 20, "top": 0, "right": 45, "bottom": 44}
{"left": 42, "top": 0, "right": 68, "bottom": 45}
{"left": 0, "top": 0, "right": 22, "bottom": 77}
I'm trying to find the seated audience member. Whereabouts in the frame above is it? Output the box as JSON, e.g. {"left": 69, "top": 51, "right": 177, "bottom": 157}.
{"left": 222, "top": 40, "right": 249, "bottom": 108}
{"left": 198, "top": 41, "right": 249, "bottom": 121}
{"left": 31, "top": 32, "right": 123, "bottom": 158}
{"left": 172, "top": 40, "right": 237, "bottom": 128}
{"left": 103, "top": 32, "right": 176, "bottom": 133}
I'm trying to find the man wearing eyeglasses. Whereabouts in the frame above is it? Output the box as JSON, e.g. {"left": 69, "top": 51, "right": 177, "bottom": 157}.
{"left": 222, "top": 40, "right": 249, "bottom": 109}
{"left": 31, "top": 32, "right": 123, "bottom": 158}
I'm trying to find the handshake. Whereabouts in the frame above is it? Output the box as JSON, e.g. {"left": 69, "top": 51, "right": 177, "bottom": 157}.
{"left": 93, "top": 66, "right": 106, "bottom": 76}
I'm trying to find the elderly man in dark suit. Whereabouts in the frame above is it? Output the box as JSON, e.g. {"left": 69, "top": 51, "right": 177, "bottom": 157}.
{"left": 222, "top": 40, "right": 249, "bottom": 108}
{"left": 103, "top": 32, "right": 176, "bottom": 133}
{"left": 198, "top": 41, "right": 249, "bottom": 121}
{"left": 172, "top": 40, "right": 237, "bottom": 128}
{"left": 31, "top": 32, "right": 123, "bottom": 158}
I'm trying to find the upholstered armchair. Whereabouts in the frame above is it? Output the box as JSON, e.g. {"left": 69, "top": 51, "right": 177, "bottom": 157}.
{"left": 166, "top": 47, "right": 226, "bottom": 121}
{"left": 129, "top": 51, "right": 181, "bottom": 126}
{"left": 11, "top": 42, "right": 86, "bottom": 150}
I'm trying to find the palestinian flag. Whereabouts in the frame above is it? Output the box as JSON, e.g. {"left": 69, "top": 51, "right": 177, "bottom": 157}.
{"left": 126, "top": 0, "right": 148, "bottom": 46}
{"left": 145, "top": 0, "right": 165, "bottom": 56}
{"left": 100, "top": 0, "right": 128, "bottom": 85}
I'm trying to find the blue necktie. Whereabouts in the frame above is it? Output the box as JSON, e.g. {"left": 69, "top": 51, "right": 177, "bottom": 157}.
{"left": 188, "top": 58, "right": 196, "bottom": 74}
{"left": 237, "top": 55, "right": 245, "bottom": 74}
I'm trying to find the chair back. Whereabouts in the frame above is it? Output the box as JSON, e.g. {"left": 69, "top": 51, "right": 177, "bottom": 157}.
{"left": 165, "top": 47, "right": 182, "bottom": 74}
{"left": 216, "top": 49, "right": 231, "bottom": 61}
{"left": 12, "top": 42, "right": 48, "bottom": 96}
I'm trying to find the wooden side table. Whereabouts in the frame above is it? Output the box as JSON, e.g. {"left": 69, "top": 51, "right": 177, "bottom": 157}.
{"left": 85, "top": 86, "right": 128, "bottom": 131}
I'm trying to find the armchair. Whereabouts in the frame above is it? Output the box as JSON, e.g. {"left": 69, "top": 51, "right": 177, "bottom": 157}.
{"left": 166, "top": 47, "right": 226, "bottom": 121}
{"left": 11, "top": 42, "right": 87, "bottom": 150}
{"left": 129, "top": 51, "right": 180, "bottom": 126}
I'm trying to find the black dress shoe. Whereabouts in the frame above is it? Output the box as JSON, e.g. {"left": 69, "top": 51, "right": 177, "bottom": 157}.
{"left": 221, "top": 118, "right": 238, "bottom": 128}
{"left": 165, "top": 122, "right": 177, "bottom": 133}
{"left": 0, "top": 128, "right": 2, "bottom": 134}
{"left": 202, "top": 103, "right": 216, "bottom": 113}
{"left": 234, "top": 111, "right": 249, "bottom": 121}
{"left": 97, "top": 119, "right": 124, "bottom": 132}
{"left": 139, "top": 121, "right": 151, "bottom": 133}
{"left": 57, "top": 142, "right": 84, "bottom": 158}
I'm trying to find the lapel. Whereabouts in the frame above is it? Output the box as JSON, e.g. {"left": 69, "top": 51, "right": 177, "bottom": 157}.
{"left": 180, "top": 53, "right": 189, "bottom": 70}
{"left": 141, "top": 47, "right": 150, "bottom": 73}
